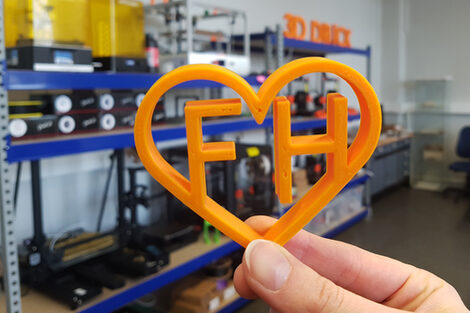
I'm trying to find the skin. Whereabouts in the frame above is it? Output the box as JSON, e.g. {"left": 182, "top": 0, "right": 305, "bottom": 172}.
{"left": 234, "top": 216, "right": 469, "bottom": 313}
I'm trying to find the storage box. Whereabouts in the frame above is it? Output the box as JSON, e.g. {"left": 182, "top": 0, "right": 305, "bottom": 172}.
{"left": 303, "top": 184, "right": 364, "bottom": 235}
{"left": 172, "top": 280, "right": 220, "bottom": 313}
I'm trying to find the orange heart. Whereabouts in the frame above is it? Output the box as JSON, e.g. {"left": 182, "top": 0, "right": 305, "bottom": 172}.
{"left": 134, "top": 57, "right": 381, "bottom": 248}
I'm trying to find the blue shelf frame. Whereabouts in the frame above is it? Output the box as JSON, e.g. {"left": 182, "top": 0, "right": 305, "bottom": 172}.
{"left": 7, "top": 114, "right": 360, "bottom": 163}
{"left": 341, "top": 174, "right": 369, "bottom": 191}
{"left": 4, "top": 70, "right": 264, "bottom": 91}
{"left": 278, "top": 36, "right": 371, "bottom": 57}
{"left": 233, "top": 32, "right": 370, "bottom": 57}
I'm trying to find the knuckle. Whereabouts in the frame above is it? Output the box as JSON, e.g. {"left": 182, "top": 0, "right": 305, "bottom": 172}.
{"left": 314, "top": 278, "right": 345, "bottom": 313}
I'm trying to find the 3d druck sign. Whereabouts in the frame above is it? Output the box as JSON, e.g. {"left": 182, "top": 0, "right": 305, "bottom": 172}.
{"left": 284, "top": 13, "right": 352, "bottom": 48}
{"left": 134, "top": 57, "right": 381, "bottom": 248}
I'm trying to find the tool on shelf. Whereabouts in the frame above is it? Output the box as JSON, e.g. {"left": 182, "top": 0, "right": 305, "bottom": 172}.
{"left": 203, "top": 220, "right": 220, "bottom": 245}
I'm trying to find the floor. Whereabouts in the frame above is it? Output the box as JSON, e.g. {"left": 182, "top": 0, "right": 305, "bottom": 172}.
{"left": 237, "top": 186, "right": 470, "bottom": 312}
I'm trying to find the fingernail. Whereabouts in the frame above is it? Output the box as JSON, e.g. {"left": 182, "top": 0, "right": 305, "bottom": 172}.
{"left": 245, "top": 239, "right": 291, "bottom": 291}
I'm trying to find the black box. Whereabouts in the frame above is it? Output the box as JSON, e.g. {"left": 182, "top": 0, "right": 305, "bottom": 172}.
{"left": 7, "top": 46, "right": 93, "bottom": 72}
{"left": 57, "top": 113, "right": 100, "bottom": 134}
{"left": 98, "top": 110, "right": 136, "bottom": 130}
{"left": 114, "top": 92, "right": 136, "bottom": 108}
{"left": 115, "top": 110, "right": 137, "bottom": 128}
{"left": 98, "top": 92, "right": 140, "bottom": 111}
{"left": 75, "top": 113, "right": 100, "bottom": 132}
{"left": 8, "top": 99, "right": 49, "bottom": 117}
{"left": 72, "top": 91, "right": 98, "bottom": 112}
{"left": 9, "top": 116, "right": 57, "bottom": 139}
{"left": 32, "top": 91, "right": 98, "bottom": 114}
{"left": 152, "top": 97, "right": 166, "bottom": 124}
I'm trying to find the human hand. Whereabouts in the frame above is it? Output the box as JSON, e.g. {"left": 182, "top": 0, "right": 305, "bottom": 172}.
{"left": 234, "top": 216, "right": 469, "bottom": 313}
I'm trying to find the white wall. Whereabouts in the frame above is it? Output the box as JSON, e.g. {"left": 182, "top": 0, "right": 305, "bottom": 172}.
{"left": 405, "top": 0, "right": 470, "bottom": 113}
{"left": 381, "top": 0, "right": 407, "bottom": 112}
{"left": 14, "top": 0, "right": 383, "bottom": 241}
{"left": 382, "top": 0, "right": 470, "bottom": 113}
{"left": 381, "top": 0, "right": 470, "bottom": 186}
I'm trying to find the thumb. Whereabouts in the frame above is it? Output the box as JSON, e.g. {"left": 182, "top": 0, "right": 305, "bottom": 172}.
{"left": 241, "top": 239, "right": 401, "bottom": 313}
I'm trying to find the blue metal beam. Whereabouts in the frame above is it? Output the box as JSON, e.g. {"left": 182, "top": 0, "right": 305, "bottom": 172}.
{"left": 233, "top": 32, "right": 370, "bottom": 57}
{"left": 4, "top": 71, "right": 263, "bottom": 91}
{"left": 7, "top": 115, "right": 360, "bottom": 163}
{"left": 6, "top": 117, "right": 272, "bottom": 162}
{"left": 341, "top": 174, "right": 369, "bottom": 191}
{"left": 282, "top": 37, "right": 371, "bottom": 56}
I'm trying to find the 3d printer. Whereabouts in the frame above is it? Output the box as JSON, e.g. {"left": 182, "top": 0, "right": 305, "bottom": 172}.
{"left": 145, "top": 0, "right": 250, "bottom": 75}
{"left": 90, "top": 0, "right": 147, "bottom": 72}
{"left": 4, "top": 0, "right": 93, "bottom": 72}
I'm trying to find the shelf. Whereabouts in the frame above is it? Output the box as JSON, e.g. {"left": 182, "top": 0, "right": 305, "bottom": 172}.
{"left": 232, "top": 32, "right": 370, "bottom": 57}
{"left": 7, "top": 114, "right": 360, "bottom": 163}
{"left": 0, "top": 236, "right": 240, "bottom": 313}
{"left": 277, "top": 36, "right": 371, "bottom": 57}
{"left": 2, "top": 205, "right": 368, "bottom": 313}
{"left": 4, "top": 70, "right": 264, "bottom": 91}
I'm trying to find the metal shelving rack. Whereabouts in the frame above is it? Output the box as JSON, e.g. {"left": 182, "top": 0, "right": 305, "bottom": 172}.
{"left": 0, "top": 1, "right": 23, "bottom": 313}
{"left": 7, "top": 114, "right": 359, "bottom": 162}
{"left": 232, "top": 25, "right": 371, "bottom": 77}
{"left": 4, "top": 71, "right": 264, "bottom": 91}
{"left": 0, "top": 10, "right": 373, "bottom": 313}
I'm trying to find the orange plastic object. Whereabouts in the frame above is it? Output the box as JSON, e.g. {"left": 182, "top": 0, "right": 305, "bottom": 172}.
{"left": 134, "top": 57, "right": 382, "bottom": 248}
{"left": 274, "top": 94, "right": 348, "bottom": 204}
{"left": 185, "top": 98, "right": 241, "bottom": 208}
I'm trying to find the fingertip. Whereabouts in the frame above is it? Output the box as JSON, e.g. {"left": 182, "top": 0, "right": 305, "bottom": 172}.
{"left": 243, "top": 239, "right": 292, "bottom": 292}
{"left": 244, "top": 215, "right": 277, "bottom": 234}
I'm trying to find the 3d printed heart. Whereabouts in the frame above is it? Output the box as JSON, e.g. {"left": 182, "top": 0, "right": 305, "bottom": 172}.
{"left": 134, "top": 57, "right": 381, "bottom": 247}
